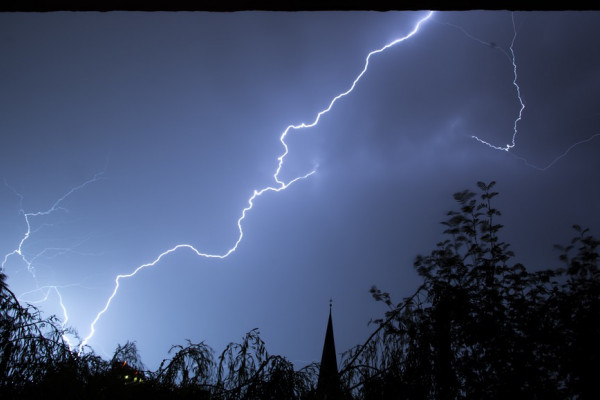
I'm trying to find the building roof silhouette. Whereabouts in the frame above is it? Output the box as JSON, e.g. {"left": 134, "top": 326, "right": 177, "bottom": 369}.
{"left": 316, "top": 301, "right": 344, "bottom": 400}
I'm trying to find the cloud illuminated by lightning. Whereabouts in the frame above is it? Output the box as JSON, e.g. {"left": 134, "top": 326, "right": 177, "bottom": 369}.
{"left": 78, "top": 11, "right": 436, "bottom": 352}
{"left": 5, "top": 11, "right": 597, "bottom": 358}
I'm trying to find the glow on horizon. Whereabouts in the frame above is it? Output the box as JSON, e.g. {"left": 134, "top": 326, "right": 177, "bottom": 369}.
{"left": 78, "top": 10, "right": 435, "bottom": 353}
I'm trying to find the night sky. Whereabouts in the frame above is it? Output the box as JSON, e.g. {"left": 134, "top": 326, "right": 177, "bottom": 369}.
{"left": 1, "top": 11, "right": 599, "bottom": 370}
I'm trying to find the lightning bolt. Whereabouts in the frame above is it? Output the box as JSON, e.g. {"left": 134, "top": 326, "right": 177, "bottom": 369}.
{"left": 2, "top": 172, "right": 105, "bottom": 276}
{"left": 20, "top": 284, "right": 87, "bottom": 350}
{"left": 511, "top": 133, "right": 600, "bottom": 171}
{"left": 78, "top": 11, "right": 436, "bottom": 352}
{"left": 19, "top": 286, "right": 71, "bottom": 336}
{"left": 469, "top": 13, "right": 524, "bottom": 152}
{"left": 444, "top": 13, "right": 599, "bottom": 170}
{"left": 2, "top": 173, "right": 105, "bottom": 349}
{"left": 5, "top": 10, "right": 596, "bottom": 358}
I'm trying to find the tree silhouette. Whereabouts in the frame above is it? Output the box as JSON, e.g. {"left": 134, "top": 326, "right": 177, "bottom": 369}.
{"left": 1, "top": 181, "right": 598, "bottom": 399}
{"left": 340, "top": 181, "right": 599, "bottom": 399}
{"left": 0, "top": 272, "right": 80, "bottom": 398}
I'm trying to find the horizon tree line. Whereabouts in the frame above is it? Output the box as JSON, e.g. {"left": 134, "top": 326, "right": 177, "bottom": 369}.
{"left": 1, "top": 181, "right": 598, "bottom": 399}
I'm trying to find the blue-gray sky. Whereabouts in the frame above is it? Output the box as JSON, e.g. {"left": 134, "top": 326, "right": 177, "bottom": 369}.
{"left": 1, "top": 11, "right": 599, "bottom": 370}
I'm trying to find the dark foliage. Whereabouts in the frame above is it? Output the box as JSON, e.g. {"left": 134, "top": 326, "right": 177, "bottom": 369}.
{"left": 1, "top": 181, "right": 598, "bottom": 399}
{"left": 0, "top": 274, "right": 318, "bottom": 399}
{"left": 340, "top": 181, "right": 599, "bottom": 399}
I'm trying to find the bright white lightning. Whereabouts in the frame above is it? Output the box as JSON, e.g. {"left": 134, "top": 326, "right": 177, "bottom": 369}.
{"left": 2, "top": 173, "right": 105, "bottom": 350}
{"left": 79, "top": 11, "right": 435, "bottom": 352}
{"left": 273, "top": 11, "right": 435, "bottom": 185}
{"left": 470, "top": 13, "right": 524, "bottom": 152}
{"left": 446, "top": 13, "right": 599, "bottom": 170}
{"left": 19, "top": 285, "right": 71, "bottom": 345}
{"left": 20, "top": 285, "right": 72, "bottom": 322}
{"left": 80, "top": 171, "right": 315, "bottom": 351}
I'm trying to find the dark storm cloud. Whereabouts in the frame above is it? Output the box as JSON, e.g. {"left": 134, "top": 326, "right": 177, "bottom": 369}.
{"left": 0, "top": 11, "right": 598, "bottom": 370}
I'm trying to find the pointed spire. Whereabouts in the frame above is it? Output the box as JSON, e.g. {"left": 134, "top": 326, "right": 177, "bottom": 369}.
{"left": 317, "top": 300, "right": 343, "bottom": 399}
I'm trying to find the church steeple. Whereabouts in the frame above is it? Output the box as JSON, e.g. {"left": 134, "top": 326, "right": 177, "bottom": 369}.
{"left": 317, "top": 300, "right": 343, "bottom": 399}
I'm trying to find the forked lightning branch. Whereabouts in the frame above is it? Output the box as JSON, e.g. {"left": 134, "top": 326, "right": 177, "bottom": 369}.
{"left": 2, "top": 11, "right": 597, "bottom": 354}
